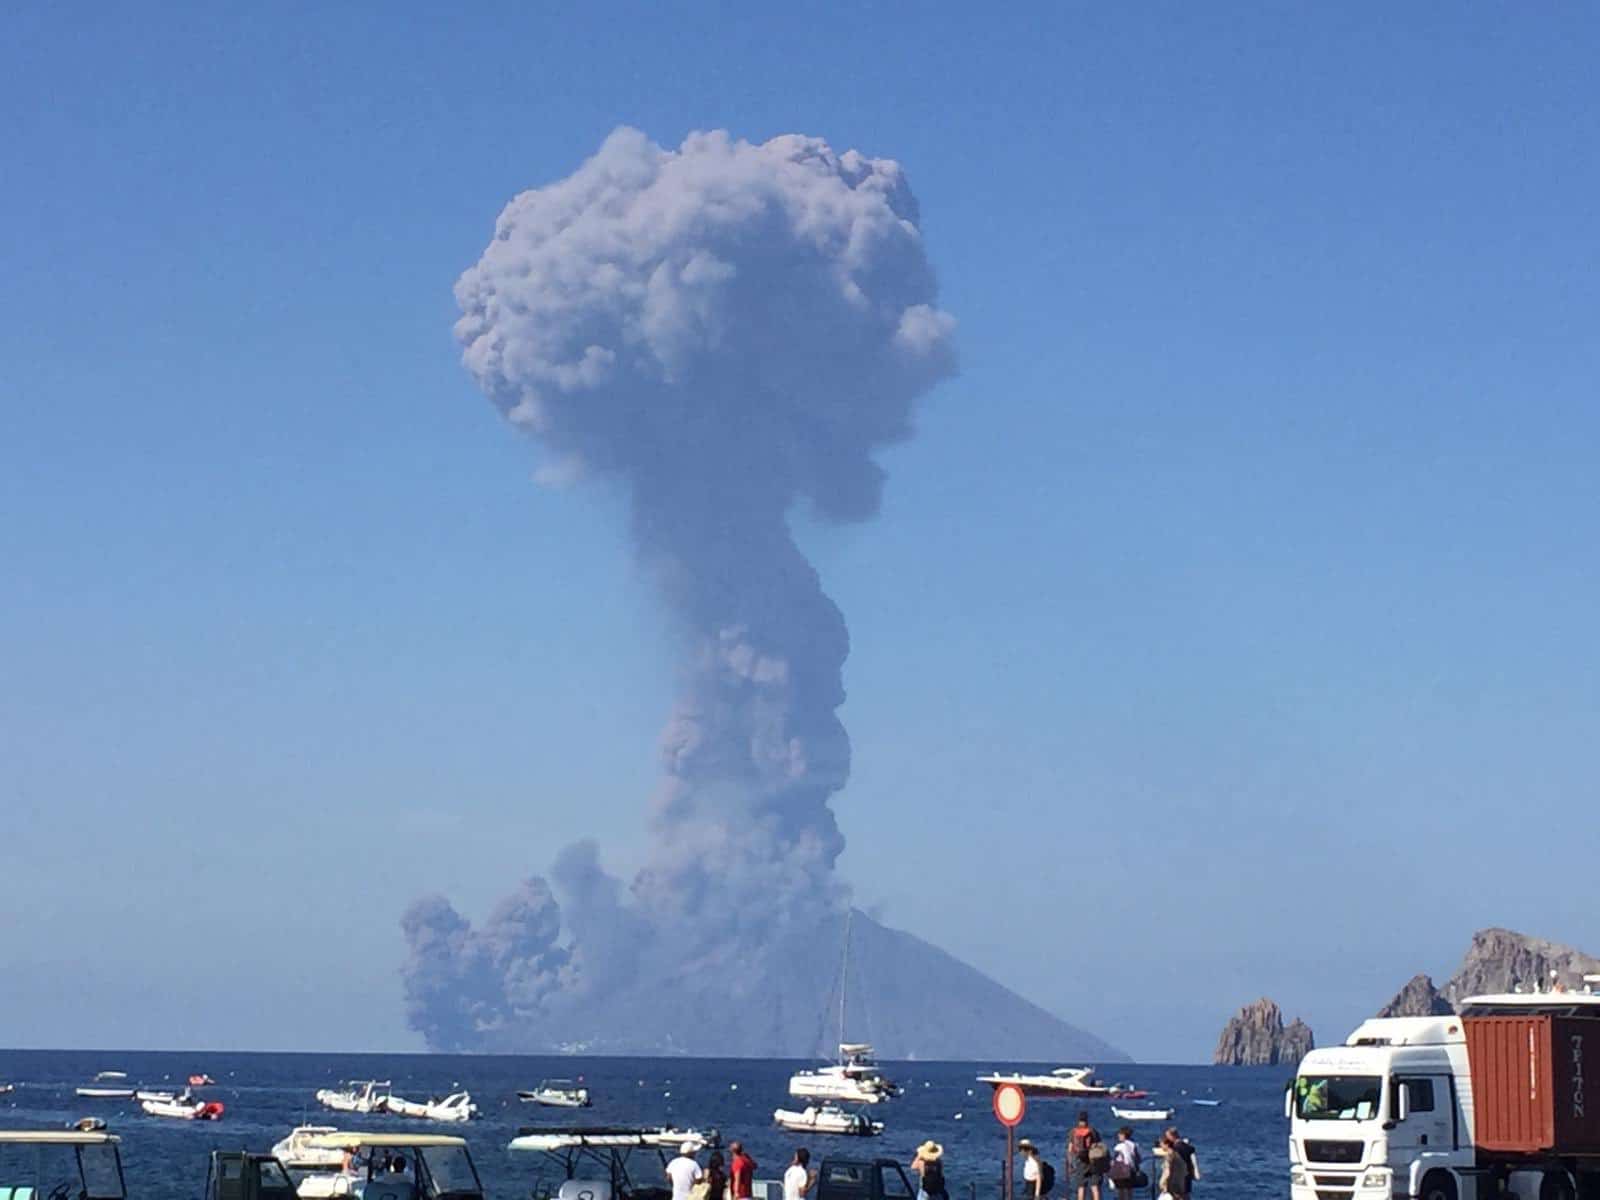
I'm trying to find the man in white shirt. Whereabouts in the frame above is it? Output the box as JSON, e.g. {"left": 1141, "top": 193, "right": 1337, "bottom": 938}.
{"left": 667, "top": 1143, "right": 703, "bottom": 1200}
{"left": 783, "top": 1148, "right": 814, "bottom": 1200}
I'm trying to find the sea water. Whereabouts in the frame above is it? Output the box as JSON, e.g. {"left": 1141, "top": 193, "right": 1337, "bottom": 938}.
{"left": 0, "top": 1050, "right": 1290, "bottom": 1199}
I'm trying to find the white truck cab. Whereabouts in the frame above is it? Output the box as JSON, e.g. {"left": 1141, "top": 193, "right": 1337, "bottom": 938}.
{"left": 1290, "top": 987, "right": 1600, "bottom": 1200}
{"left": 1289, "top": 1015, "right": 1472, "bottom": 1200}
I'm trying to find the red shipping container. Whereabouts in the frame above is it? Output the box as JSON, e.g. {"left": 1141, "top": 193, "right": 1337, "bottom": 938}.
{"left": 1464, "top": 1015, "right": 1600, "bottom": 1155}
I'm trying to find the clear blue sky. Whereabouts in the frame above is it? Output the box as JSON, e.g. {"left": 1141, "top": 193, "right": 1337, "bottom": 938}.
{"left": 3, "top": 4, "right": 1597, "bottom": 1063}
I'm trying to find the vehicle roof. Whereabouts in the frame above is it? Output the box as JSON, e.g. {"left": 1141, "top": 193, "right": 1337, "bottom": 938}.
{"left": 303, "top": 1133, "right": 467, "bottom": 1149}
{"left": 0, "top": 1131, "right": 121, "bottom": 1145}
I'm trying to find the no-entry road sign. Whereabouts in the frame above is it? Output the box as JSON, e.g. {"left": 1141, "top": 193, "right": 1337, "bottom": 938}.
{"left": 993, "top": 1082, "right": 1026, "bottom": 1127}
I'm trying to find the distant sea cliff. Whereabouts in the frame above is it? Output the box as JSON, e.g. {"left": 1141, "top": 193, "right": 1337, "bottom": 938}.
{"left": 1215, "top": 927, "right": 1600, "bottom": 1063}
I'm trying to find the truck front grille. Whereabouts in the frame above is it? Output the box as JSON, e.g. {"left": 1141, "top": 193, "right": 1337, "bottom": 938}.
{"left": 1304, "top": 1141, "right": 1363, "bottom": 1164}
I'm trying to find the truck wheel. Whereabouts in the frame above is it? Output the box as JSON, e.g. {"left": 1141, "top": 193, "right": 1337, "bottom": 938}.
{"left": 1421, "top": 1171, "right": 1458, "bottom": 1200}
{"left": 1540, "top": 1172, "right": 1576, "bottom": 1200}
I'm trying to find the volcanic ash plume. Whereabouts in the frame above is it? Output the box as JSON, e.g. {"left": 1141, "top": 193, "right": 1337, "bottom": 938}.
{"left": 402, "top": 128, "right": 955, "bottom": 1052}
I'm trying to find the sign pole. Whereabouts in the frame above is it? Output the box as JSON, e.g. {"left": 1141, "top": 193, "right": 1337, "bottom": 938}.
{"left": 992, "top": 1084, "right": 1026, "bottom": 1200}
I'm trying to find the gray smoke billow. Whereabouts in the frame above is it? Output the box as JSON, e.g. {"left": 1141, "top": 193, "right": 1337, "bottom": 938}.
{"left": 402, "top": 128, "right": 955, "bottom": 1052}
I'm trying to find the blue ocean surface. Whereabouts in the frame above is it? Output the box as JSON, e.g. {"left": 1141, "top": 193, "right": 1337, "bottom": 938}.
{"left": 0, "top": 1052, "right": 1290, "bottom": 1200}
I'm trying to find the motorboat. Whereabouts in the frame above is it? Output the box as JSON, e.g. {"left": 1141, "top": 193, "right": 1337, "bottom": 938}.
{"left": 518, "top": 1080, "right": 592, "bottom": 1108}
{"left": 789, "top": 1044, "right": 900, "bottom": 1105}
{"left": 773, "top": 1105, "right": 883, "bottom": 1137}
{"left": 76, "top": 1071, "right": 135, "bottom": 1100}
{"left": 72, "top": 1117, "right": 108, "bottom": 1132}
{"left": 1111, "top": 1106, "right": 1174, "bottom": 1121}
{"left": 141, "top": 1096, "right": 225, "bottom": 1120}
{"left": 427, "top": 1092, "right": 477, "bottom": 1122}
{"left": 506, "top": 1126, "right": 719, "bottom": 1152}
{"left": 272, "top": 1125, "right": 348, "bottom": 1170}
{"left": 0, "top": 1084, "right": 13, "bottom": 1096}
{"left": 135, "top": 1088, "right": 179, "bottom": 1103}
{"left": 278, "top": 1131, "right": 484, "bottom": 1200}
{"left": 385, "top": 1091, "right": 476, "bottom": 1122}
{"left": 385, "top": 1095, "right": 432, "bottom": 1119}
{"left": 189, "top": 1074, "right": 216, "bottom": 1087}
{"left": 315, "top": 1080, "right": 392, "bottom": 1113}
{"left": 1191, "top": 1099, "right": 1223, "bottom": 1107}
{"left": 976, "top": 1067, "right": 1115, "bottom": 1098}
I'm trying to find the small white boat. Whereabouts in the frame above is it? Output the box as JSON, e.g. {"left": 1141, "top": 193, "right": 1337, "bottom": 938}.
{"left": 142, "top": 1096, "right": 225, "bottom": 1120}
{"left": 0, "top": 1084, "right": 14, "bottom": 1096}
{"left": 76, "top": 1072, "right": 134, "bottom": 1100}
{"left": 421, "top": 1092, "right": 477, "bottom": 1122}
{"left": 507, "top": 1126, "right": 717, "bottom": 1153}
{"left": 135, "top": 1088, "right": 179, "bottom": 1103}
{"left": 272, "top": 1125, "right": 347, "bottom": 1169}
{"left": 1111, "top": 1106, "right": 1174, "bottom": 1121}
{"left": 388, "top": 1090, "right": 476, "bottom": 1122}
{"left": 315, "top": 1080, "right": 391, "bottom": 1114}
{"left": 518, "top": 1080, "right": 592, "bottom": 1107}
{"left": 385, "top": 1095, "right": 432, "bottom": 1119}
{"left": 1192, "top": 1098, "right": 1223, "bottom": 1107}
{"left": 773, "top": 1105, "right": 883, "bottom": 1137}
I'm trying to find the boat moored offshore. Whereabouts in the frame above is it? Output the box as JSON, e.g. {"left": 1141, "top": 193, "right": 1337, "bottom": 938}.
{"left": 314, "top": 1081, "right": 391, "bottom": 1114}
{"left": 789, "top": 1044, "right": 900, "bottom": 1105}
{"left": 773, "top": 1105, "right": 883, "bottom": 1137}
{"left": 976, "top": 1067, "right": 1116, "bottom": 1098}
{"left": 518, "top": 1080, "right": 592, "bottom": 1108}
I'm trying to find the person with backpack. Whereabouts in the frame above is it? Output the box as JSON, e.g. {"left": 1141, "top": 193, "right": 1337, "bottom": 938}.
{"left": 1018, "top": 1139, "right": 1055, "bottom": 1200}
{"left": 1108, "top": 1127, "right": 1143, "bottom": 1200}
{"left": 1066, "top": 1111, "right": 1107, "bottom": 1200}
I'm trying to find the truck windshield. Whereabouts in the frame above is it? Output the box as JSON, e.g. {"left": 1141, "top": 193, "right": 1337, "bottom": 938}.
{"left": 1295, "top": 1075, "right": 1383, "bottom": 1121}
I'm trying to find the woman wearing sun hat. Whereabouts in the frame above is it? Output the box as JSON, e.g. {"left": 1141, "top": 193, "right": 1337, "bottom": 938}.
{"left": 912, "top": 1141, "right": 949, "bottom": 1200}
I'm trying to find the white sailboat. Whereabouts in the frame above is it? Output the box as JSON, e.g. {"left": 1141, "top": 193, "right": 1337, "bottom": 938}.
{"left": 788, "top": 913, "right": 900, "bottom": 1106}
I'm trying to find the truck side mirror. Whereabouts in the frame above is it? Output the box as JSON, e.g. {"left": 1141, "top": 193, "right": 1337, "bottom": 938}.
{"left": 1395, "top": 1083, "right": 1410, "bottom": 1122}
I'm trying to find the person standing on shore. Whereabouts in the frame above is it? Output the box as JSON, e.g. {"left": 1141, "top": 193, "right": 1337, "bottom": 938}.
{"left": 730, "top": 1142, "right": 757, "bottom": 1200}
{"left": 1108, "top": 1127, "right": 1140, "bottom": 1200}
{"left": 668, "top": 1142, "right": 703, "bottom": 1200}
{"left": 1066, "top": 1111, "right": 1105, "bottom": 1200}
{"left": 705, "top": 1152, "right": 728, "bottom": 1200}
{"left": 1019, "top": 1138, "right": 1054, "bottom": 1200}
{"left": 785, "top": 1149, "right": 815, "bottom": 1200}
{"left": 1154, "top": 1130, "right": 1189, "bottom": 1200}
{"left": 913, "top": 1141, "right": 949, "bottom": 1200}
{"left": 1170, "top": 1129, "right": 1199, "bottom": 1200}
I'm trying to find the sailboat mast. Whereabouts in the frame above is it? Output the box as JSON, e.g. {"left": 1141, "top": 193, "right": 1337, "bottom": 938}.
{"left": 839, "top": 908, "right": 851, "bottom": 1048}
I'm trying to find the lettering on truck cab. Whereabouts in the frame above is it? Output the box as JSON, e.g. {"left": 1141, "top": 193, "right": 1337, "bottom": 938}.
{"left": 1573, "top": 1033, "right": 1585, "bottom": 1121}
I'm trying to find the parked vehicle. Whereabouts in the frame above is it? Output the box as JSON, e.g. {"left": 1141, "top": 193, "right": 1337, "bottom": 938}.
{"left": 811, "top": 1157, "right": 917, "bottom": 1200}
{"left": 203, "top": 1151, "right": 298, "bottom": 1200}
{"left": 275, "top": 1130, "right": 484, "bottom": 1200}
{"left": 507, "top": 1125, "right": 721, "bottom": 1200}
{"left": 0, "top": 1129, "right": 128, "bottom": 1200}
{"left": 1288, "top": 981, "right": 1600, "bottom": 1200}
